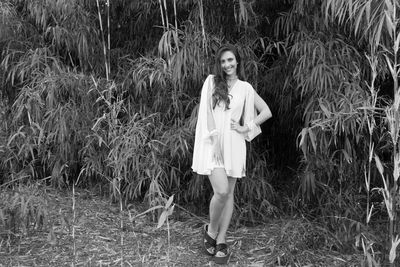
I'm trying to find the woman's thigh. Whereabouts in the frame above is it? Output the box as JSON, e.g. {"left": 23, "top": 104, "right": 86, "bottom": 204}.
{"left": 208, "top": 168, "right": 229, "bottom": 194}
{"left": 227, "top": 177, "right": 237, "bottom": 195}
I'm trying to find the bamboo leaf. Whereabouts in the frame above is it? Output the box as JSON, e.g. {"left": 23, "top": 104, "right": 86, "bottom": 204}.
{"left": 394, "top": 32, "right": 400, "bottom": 54}
{"left": 354, "top": 4, "right": 366, "bottom": 36}
{"left": 325, "top": 0, "right": 332, "bottom": 23}
{"left": 298, "top": 128, "right": 308, "bottom": 157}
{"left": 308, "top": 128, "right": 317, "bottom": 153}
{"left": 157, "top": 210, "right": 168, "bottom": 228}
{"left": 389, "top": 235, "right": 400, "bottom": 263}
{"left": 374, "top": 154, "right": 384, "bottom": 176}
{"left": 168, "top": 204, "right": 175, "bottom": 216}
{"left": 342, "top": 149, "right": 351, "bottom": 163}
{"left": 369, "top": 142, "right": 374, "bottom": 162}
{"left": 365, "top": 1, "right": 370, "bottom": 23}
{"left": 92, "top": 113, "right": 106, "bottom": 131}
{"left": 384, "top": 54, "right": 396, "bottom": 78}
{"left": 165, "top": 194, "right": 174, "bottom": 209}
{"left": 319, "top": 100, "right": 331, "bottom": 118}
{"left": 384, "top": 0, "right": 393, "bottom": 14}
{"left": 374, "top": 15, "right": 385, "bottom": 47}
{"left": 384, "top": 10, "right": 394, "bottom": 39}
{"left": 134, "top": 205, "right": 164, "bottom": 218}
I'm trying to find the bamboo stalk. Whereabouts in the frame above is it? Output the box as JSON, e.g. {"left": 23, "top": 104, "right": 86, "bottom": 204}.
{"left": 365, "top": 51, "right": 378, "bottom": 228}
{"left": 173, "top": 0, "right": 179, "bottom": 53}
{"left": 388, "top": 1, "right": 399, "bottom": 265}
{"left": 163, "top": 0, "right": 169, "bottom": 31}
{"left": 199, "top": 0, "right": 207, "bottom": 55}
{"left": 173, "top": 0, "right": 178, "bottom": 30}
{"left": 392, "top": 0, "right": 398, "bottom": 264}
{"left": 392, "top": 0, "right": 398, "bottom": 102}
{"left": 167, "top": 216, "right": 170, "bottom": 262}
{"left": 162, "top": 0, "right": 172, "bottom": 57}
{"left": 107, "top": 0, "right": 111, "bottom": 79}
{"left": 119, "top": 177, "right": 124, "bottom": 267}
{"left": 158, "top": 0, "right": 165, "bottom": 30}
{"left": 96, "top": 0, "right": 109, "bottom": 80}
{"left": 366, "top": 138, "right": 371, "bottom": 225}
{"left": 72, "top": 182, "right": 76, "bottom": 267}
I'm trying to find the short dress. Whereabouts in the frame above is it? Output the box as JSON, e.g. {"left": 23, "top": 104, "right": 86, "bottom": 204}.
{"left": 191, "top": 75, "right": 261, "bottom": 178}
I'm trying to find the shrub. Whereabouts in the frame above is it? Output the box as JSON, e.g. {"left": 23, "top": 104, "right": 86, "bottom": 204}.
{"left": 0, "top": 182, "right": 49, "bottom": 237}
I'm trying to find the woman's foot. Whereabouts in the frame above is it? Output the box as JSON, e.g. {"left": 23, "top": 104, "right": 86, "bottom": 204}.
{"left": 202, "top": 224, "right": 217, "bottom": 255}
{"left": 214, "top": 243, "right": 230, "bottom": 264}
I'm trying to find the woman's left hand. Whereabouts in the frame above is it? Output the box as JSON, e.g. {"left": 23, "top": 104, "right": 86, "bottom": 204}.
{"left": 231, "top": 119, "right": 248, "bottom": 133}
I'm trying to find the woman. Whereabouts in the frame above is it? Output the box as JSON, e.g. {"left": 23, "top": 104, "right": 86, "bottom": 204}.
{"left": 192, "top": 44, "right": 272, "bottom": 264}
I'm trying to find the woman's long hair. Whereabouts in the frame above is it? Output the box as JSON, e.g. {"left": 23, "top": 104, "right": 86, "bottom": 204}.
{"left": 212, "top": 44, "right": 246, "bottom": 109}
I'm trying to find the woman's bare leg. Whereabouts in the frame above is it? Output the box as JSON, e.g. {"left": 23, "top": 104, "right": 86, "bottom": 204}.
{"left": 216, "top": 177, "right": 236, "bottom": 244}
{"left": 207, "top": 168, "right": 229, "bottom": 237}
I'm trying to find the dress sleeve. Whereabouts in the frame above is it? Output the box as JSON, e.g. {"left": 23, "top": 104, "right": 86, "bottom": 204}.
{"left": 198, "top": 75, "right": 216, "bottom": 141}
{"left": 243, "top": 84, "right": 261, "bottom": 141}
{"left": 191, "top": 75, "right": 215, "bottom": 175}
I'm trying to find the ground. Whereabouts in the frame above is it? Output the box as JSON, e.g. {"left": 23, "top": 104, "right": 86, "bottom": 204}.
{"left": 0, "top": 188, "right": 363, "bottom": 266}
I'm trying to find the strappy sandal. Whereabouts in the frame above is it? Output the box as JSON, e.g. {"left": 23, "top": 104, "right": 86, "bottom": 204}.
{"left": 202, "top": 224, "right": 217, "bottom": 256}
{"left": 214, "top": 243, "right": 230, "bottom": 265}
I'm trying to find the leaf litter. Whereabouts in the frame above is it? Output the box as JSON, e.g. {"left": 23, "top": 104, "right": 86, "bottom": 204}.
{"left": 0, "top": 188, "right": 363, "bottom": 266}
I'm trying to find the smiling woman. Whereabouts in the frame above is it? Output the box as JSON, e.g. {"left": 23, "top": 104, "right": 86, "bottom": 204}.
{"left": 220, "top": 51, "right": 237, "bottom": 77}
{"left": 191, "top": 44, "right": 272, "bottom": 264}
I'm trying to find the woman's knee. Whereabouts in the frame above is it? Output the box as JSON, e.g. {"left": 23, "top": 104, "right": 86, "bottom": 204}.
{"left": 214, "top": 187, "right": 229, "bottom": 201}
{"left": 226, "top": 190, "right": 234, "bottom": 199}
{"left": 209, "top": 168, "right": 229, "bottom": 199}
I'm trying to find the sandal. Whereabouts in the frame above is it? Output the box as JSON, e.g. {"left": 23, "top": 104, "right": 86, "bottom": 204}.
{"left": 214, "top": 243, "right": 230, "bottom": 265}
{"left": 202, "top": 224, "right": 217, "bottom": 256}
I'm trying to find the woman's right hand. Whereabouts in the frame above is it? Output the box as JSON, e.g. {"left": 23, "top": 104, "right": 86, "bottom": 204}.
{"left": 211, "top": 138, "right": 223, "bottom": 165}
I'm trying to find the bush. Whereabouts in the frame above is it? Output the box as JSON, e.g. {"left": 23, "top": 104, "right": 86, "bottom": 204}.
{"left": 0, "top": 183, "right": 49, "bottom": 237}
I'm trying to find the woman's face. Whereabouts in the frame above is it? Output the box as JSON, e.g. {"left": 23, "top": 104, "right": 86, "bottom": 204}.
{"left": 220, "top": 51, "right": 238, "bottom": 77}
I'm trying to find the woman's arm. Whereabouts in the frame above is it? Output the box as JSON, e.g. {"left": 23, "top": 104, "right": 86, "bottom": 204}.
{"left": 206, "top": 84, "right": 217, "bottom": 134}
{"left": 231, "top": 90, "right": 271, "bottom": 134}
{"left": 204, "top": 77, "right": 223, "bottom": 164}
{"left": 253, "top": 90, "right": 272, "bottom": 126}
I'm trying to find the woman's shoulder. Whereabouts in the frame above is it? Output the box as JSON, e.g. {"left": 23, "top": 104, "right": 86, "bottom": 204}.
{"left": 204, "top": 74, "right": 215, "bottom": 84}
{"left": 240, "top": 80, "right": 251, "bottom": 86}
{"left": 239, "top": 80, "right": 254, "bottom": 91}
{"left": 203, "top": 74, "right": 215, "bottom": 85}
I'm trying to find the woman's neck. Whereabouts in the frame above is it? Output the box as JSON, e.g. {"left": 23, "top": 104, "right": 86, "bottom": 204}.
{"left": 226, "top": 75, "right": 238, "bottom": 81}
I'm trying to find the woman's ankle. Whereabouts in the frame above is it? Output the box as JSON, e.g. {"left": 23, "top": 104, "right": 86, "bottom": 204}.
{"left": 207, "top": 225, "right": 218, "bottom": 239}
{"left": 216, "top": 235, "right": 226, "bottom": 244}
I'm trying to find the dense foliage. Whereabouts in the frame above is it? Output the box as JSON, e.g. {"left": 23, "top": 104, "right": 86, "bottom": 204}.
{"left": 1, "top": 0, "right": 400, "bottom": 265}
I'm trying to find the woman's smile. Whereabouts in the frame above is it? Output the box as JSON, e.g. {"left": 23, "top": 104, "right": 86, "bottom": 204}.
{"left": 220, "top": 51, "right": 238, "bottom": 77}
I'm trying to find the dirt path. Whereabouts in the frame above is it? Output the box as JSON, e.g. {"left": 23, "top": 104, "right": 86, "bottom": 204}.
{"left": 0, "top": 189, "right": 361, "bottom": 266}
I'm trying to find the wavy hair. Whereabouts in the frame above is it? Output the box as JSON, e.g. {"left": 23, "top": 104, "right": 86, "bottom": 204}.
{"left": 212, "top": 44, "right": 246, "bottom": 109}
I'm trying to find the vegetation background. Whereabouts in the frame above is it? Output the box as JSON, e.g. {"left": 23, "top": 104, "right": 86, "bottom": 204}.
{"left": 0, "top": 0, "right": 400, "bottom": 266}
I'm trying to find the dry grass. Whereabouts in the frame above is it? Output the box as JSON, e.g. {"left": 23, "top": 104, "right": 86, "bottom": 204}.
{"left": 0, "top": 188, "right": 363, "bottom": 266}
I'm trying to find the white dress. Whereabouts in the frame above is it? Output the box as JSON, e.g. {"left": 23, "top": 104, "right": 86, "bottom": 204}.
{"left": 191, "top": 75, "right": 261, "bottom": 178}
